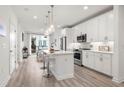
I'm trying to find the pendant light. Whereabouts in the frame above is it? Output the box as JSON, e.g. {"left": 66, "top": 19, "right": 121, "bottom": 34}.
{"left": 49, "top": 5, "right": 55, "bottom": 34}
{"left": 44, "top": 15, "right": 49, "bottom": 36}
{"left": 44, "top": 5, "right": 55, "bottom": 35}
{"left": 50, "top": 5, "right": 54, "bottom": 28}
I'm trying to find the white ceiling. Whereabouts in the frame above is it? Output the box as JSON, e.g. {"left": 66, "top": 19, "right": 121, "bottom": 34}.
{"left": 11, "top": 5, "right": 112, "bottom": 34}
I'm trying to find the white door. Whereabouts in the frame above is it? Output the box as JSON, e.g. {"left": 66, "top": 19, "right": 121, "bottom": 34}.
{"left": 9, "top": 24, "right": 16, "bottom": 74}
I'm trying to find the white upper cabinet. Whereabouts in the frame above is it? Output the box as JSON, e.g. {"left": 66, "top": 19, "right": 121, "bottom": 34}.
{"left": 71, "top": 28, "right": 77, "bottom": 43}
{"left": 65, "top": 10, "right": 114, "bottom": 44}
{"left": 98, "top": 10, "right": 114, "bottom": 42}
{"left": 73, "top": 23, "right": 86, "bottom": 43}
{"left": 98, "top": 13, "right": 107, "bottom": 42}
{"left": 106, "top": 11, "right": 114, "bottom": 41}
{"left": 86, "top": 17, "right": 98, "bottom": 42}
{"left": 66, "top": 28, "right": 73, "bottom": 44}
{"left": 74, "top": 10, "right": 114, "bottom": 42}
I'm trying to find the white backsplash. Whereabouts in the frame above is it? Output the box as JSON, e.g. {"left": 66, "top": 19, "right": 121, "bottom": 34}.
{"left": 91, "top": 41, "right": 114, "bottom": 52}
{"left": 67, "top": 41, "right": 114, "bottom": 52}
{"left": 67, "top": 43, "right": 81, "bottom": 50}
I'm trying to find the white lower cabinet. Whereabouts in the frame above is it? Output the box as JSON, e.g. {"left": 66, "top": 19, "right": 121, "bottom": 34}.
{"left": 83, "top": 51, "right": 95, "bottom": 69}
{"left": 88, "top": 52, "right": 95, "bottom": 69}
{"left": 83, "top": 50, "right": 112, "bottom": 76}
{"left": 101, "top": 54, "right": 112, "bottom": 75}
{"left": 94, "top": 53, "right": 102, "bottom": 72}
{"left": 83, "top": 51, "right": 89, "bottom": 67}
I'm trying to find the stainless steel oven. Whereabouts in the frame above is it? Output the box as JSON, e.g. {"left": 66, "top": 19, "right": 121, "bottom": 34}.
{"left": 74, "top": 49, "right": 82, "bottom": 66}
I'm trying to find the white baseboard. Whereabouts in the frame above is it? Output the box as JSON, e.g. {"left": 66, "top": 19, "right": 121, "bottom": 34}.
{"left": 0, "top": 75, "right": 10, "bottom": 87}
{"left": 112, "top": 77, "right": 124, "bottom": 83}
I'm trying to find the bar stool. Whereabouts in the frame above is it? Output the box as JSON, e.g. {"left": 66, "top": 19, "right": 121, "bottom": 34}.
{"left": 43, "top": 54, "right": 53, "bottom": 78}
{"left": 40, "top": 51, "right": 47, "bottom": 70}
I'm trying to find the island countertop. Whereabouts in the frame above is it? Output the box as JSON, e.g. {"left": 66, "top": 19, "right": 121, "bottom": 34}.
{"left": 43, "top": 50, "right": 74, "bottom": 55}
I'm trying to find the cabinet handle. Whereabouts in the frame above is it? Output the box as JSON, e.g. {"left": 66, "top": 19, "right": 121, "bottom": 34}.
{"left": 100, "top": 57, "right": 103, "bottom": 61}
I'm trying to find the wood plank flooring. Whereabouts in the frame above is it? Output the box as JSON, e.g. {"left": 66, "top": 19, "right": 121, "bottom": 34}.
{"left": 6, "top": 55, "right": 124, "bottom": 87}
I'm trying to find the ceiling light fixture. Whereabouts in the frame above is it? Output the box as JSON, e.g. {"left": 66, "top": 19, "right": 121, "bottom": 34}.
{"left": 33, "top": 16, "right": 37, "bottom": 19}
{"left": 83, "top": 6, "right": 88, "bottom": 10}
{"left": 44, "top": 16, "right": 49, "bottom": 36}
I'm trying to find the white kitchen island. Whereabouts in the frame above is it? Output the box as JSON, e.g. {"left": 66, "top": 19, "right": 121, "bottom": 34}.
{"left": 43, "top": 50, "right": 74, "bottom": 80}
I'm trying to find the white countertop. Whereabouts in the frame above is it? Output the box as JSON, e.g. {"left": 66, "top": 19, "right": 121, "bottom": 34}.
{"left": 42, "top": 50, "right": 73, "bottom": 55}
{"left": 82, "top": 50, "right": 114, "bottom": 54}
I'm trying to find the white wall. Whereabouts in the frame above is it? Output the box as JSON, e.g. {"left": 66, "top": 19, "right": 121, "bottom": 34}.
{"left": 112, "top": 5, "right": 124, "bottom": 83}
{"left": 0, "top": 6, "right": 18, "bottom": 86}
{"left": 17, "top": 24, "right": 24, "bottom": 62}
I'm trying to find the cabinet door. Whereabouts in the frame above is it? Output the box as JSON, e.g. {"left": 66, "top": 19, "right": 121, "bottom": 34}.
{"left": 102, "top": 54, "right": 112, "bottom": 76}
{"left": 70, "top": 28, "right": 77, "bottom": 43}
{"left": 98, "top": 14, "right": 107, "bottom": 41}
{"left": 67, "top": 28, "right": 73, "bottom": 44}
{"left": 83, "top": 51, "right": 89, "bottom": 66}
{"left": 94, "top": 53, "right": 102, "bottom": 71}
{"left": 86, "top": 20, "right": 92, "bottom": 42}
{"left": 74, "top": 25, "right": 82, "bottom": 36}
{"left": 66, "top": 28, "right": 71, "bottom": 45}
{"left": 86, "top": 18, "right": 98, "bottom": 42}
{"left": 94, "top": 53, "right": 112, "bottom": 76}
{"left": 81, "top": 23, "right": 87, "bottom": 34}
{"left": 106, "top": 11, "right": 114, "bottom": 41}
{"left": 88, "top": 52, "right": 95, "bottom": 69}
{"left": 83, "top": 51, "right": 95, "bottom": 69}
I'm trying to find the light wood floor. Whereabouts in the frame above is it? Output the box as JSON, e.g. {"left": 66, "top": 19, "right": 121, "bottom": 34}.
{"left": 6, "top": 55, "right": 124, "bottom": 87}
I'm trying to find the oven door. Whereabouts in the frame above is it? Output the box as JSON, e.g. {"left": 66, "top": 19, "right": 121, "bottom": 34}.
{"left": 74, "top": 53, "right": 81, "bottom": 61}
{"left": 74, "top": 52, "right": 82, "bottom": 66}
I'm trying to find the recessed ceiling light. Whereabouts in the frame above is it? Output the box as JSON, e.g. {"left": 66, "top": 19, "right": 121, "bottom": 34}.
{"left": 33, "top": 16, "right": 37, "bottom": 19}
{"left": 83, "top": 6, "right": 88, "bottom": 10}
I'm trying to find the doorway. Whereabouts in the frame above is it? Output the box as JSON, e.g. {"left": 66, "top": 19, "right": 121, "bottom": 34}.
{"left": 9, "top": 24, "right": 17, "bottom": 74}
{"left": 31, "top": 36, "right": 36, "bottom": 54}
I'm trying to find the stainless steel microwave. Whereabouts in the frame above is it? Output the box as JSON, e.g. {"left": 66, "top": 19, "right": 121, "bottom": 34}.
{"left": 77, "top": 34, "right": 87, "bottom": 42}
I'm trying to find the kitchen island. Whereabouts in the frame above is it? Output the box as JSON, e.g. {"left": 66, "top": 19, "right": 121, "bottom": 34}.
{"left": 43, "top": 50, "right": 74, "bottom": 80}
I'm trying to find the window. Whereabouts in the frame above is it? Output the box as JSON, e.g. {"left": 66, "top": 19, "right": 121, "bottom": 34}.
{"left": 39, "top": 40, "right": 42, "bottom": 47}
{"left": 43, "top": 40, "right": 47, "bottom": 47}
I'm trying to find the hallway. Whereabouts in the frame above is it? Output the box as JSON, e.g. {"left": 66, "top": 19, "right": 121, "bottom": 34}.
{"left": 6, "top": 55, "right": 124, "bottom": 87}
